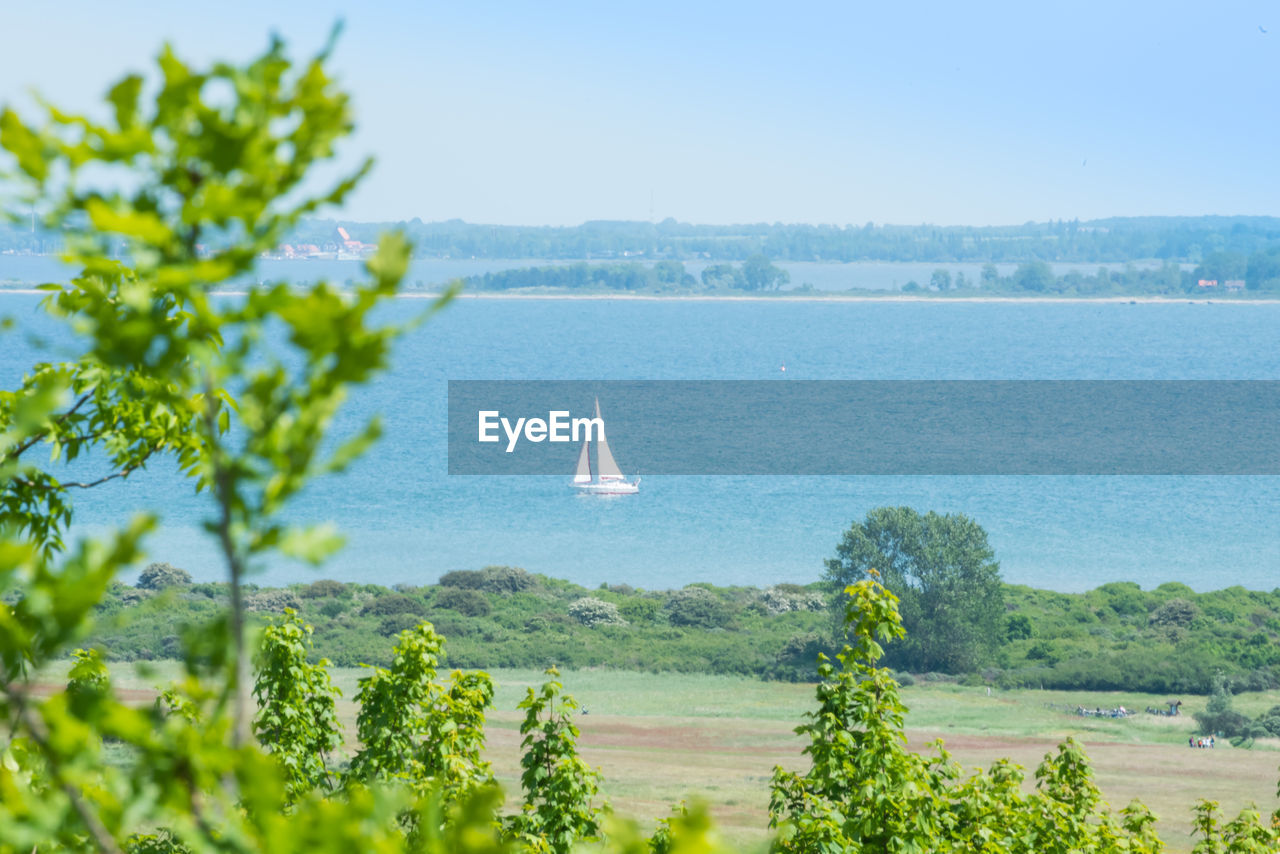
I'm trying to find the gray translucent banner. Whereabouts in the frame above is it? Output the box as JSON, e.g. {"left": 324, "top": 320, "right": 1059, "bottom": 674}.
{"left": 447, "top": 381, "right": 1280, "bottom": 475}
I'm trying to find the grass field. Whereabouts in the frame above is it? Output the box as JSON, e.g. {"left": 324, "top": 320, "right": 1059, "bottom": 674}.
{"left": 44, "top": 662, "right": 1280, "bottom": 852}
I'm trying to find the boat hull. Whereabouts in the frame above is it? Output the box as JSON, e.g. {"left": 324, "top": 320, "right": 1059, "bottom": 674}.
{"left": 572, "top": 479, "right": 640, "bottom": 495}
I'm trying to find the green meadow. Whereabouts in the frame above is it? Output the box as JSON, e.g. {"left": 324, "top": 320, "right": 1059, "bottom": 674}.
{"left": 41, "top": 661, "right": 1280, "bottom": 853}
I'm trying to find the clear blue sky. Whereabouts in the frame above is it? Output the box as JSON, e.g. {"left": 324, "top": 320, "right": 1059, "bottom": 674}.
{"left": 3, "top": 1, "right": 1277, "bottom": 226}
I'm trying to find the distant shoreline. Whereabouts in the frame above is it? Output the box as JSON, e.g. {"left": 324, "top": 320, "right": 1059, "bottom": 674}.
{"left": 3, "top": 286, "right": 1279, "bottom": 305}
{"left": 431, "top": 292, "right": 1280, "bottom": 305}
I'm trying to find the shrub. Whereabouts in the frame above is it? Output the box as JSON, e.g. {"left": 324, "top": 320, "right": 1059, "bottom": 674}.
{"left": 435, "top": 587, "right": 491, "bottom": 617}
{"left": 136, "top": 562, "right": 192, "bottom": 590}
{"left": 1025, "top": 640, "right": 1057, "bottom": 663}
{"left": 476, "top": 565, "right": 537, "bottom": 593}
{"left": 244, "top": 590, "right": 302, "bottom": 613}
{"left": 757, "top": 586, "right": 825, "bottom": 615}
{"left": 1005, "top": 614, "right": 1033, "bottom": 640}
{"left": 769, "top": 632, "right": 828, "bottom": 681}
{"left": 1194, "top": 674, "right": 1251, "bottom": 737}
{"left": 437, "top": 565, "right": 536, "bottom": 594}
{"left": 300, "top": 579, "right": 346, "bottom": 599}
{"left": 568, "top": 597, "right": 627, "bottom": 627}
{"left": 378, "top": 613, "right": 421, "bottom": 637}
{"left": 362, "top": 594, "right": 425, "bottom": 617}
{"left": 1150, "top": 597, "right": 1199, "bottom": 628}
{"left": 618, "top": 597, "right": 662, "bottom": 624}
{"left": 438, "top": 570, "right": 483, "bottom": 589}
{"left": 666, "top": 587, "right": 732, "bottom": 629}
{"left": 1097, "top": 581, "right": 1147, "bottom": 617}
{"left": 118, "top": 588, "right": 152, "bottom": 606}
{"left": 318, "top": 600, "right": 345, "bottom": 618}
{"left": 1257, "top": 706, "right": 1280, "bottom": 737}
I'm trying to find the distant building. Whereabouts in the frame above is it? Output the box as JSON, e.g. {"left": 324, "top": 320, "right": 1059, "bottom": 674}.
{"left": 1225, "top": 279, "right": 1245, "bottom": 291}
{"left": 334, "top": 226, "right": 371, "bottom": 255}
{"left": 1197, "top": 279, "right": 1219, "bottom": 288}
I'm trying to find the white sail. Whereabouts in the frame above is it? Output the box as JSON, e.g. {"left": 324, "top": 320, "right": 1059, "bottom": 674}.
{"left": 573, "top": 438, "right": 592, "bottom": 483}
{"left": 593, "top": 398, "right": 625, "bottom": 481}
{"left": 571, "top": 398, "right": 638, "bottom": 494}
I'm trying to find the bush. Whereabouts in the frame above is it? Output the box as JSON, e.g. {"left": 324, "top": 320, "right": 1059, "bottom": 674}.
{"left": 378, "top": 613, "right": 422, "bottom": 637}
{"left": 769, "top": 632, "right": 828, "bottom": 681}
{"left": 1193, "top": 675, "right": 1251, "bottom": 737}
{"left": 438, "top": 566, "right": 537, "bottom": 594}
{"left": 436, "top": 587, "right": 491, "bottom": 617}
{"left": 618, "top": 598, "right": 662, "bottom": 624}
{"left": 244, "top": 590, "right": 302, "bottom": 613}
{"left": 300, "top": 579, "right": 346, "bottom": 599}
{"left": 1097, "top": 581, "right": 1147, "bottom": 617}
{"left": 476, "top": 565, "right": 537, "bottom": 593}
{"left": 1257, "top": 706, "right": 1280, "bottom": 737}
{"left": 438, "top": 570, "right": 483, "bottom": 589}
{"left": 118, "top": 588, "right": 152, "bottom": 606}
{"left": 136, "top": 562, "right": 192, "bottom": 590}
{"left": 1005, "top": 614, "right": 1033, "bottom": 640}
{"left": 666, "top": 588, "right": 732, "bottom": 629}
{"left": 362, "top": 594, "right": 425, "bottom": 617}
{"left": 1150, "top": 598, "right": 1199, "bottom": 628}
{"left": 568, "top": 597, "right": 627, "bottom": 627}
{"left": 1025, "top": 641, "right": 1058, "bottom": 663}
{"left": 319, "top": 600, "right": 345, "bottom": 618}
{"left": 757, "top": 586, "right": 826, "bottom": 615}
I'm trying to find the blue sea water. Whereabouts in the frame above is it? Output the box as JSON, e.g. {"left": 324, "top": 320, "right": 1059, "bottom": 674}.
{"left": 2, "top": 288, "right": 1278, "bottom": 593}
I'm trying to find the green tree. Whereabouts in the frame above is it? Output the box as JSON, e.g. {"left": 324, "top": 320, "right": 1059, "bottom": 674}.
{"left": 740, "top": 254, "right": 790, "bottom": 291}
{"left": 0, "top": 33, "right": 452, "bottom": 853}
{"left": 823, "top": 506, "right": 1004, "bottom": 672}
{"left": 136, "top": 561, "right": 192, "bottom": 590}
{"left": 771, "top": 577, "right": 1168, "bottom": 854}
{"left": 509, "top": 667, "right": 607, "bottom": 853}
{"left": 930, "top": 269, "right": 952, "bottom": 291}
{"left": 253, "top": 608, "right": 343, "bottom": 800}
{"left": 350, "top": 621, "right": 495, "bottom": 802}
{"left": 1193, "top": 251, "right": 1246, "bottom": 284}
{"left": 699, "top": 262, "right": 742, "bottom": 290}
{"left": 1245, "top": 247, "right": 1280, "bottom": 291}
{"left": 1193, "top": 673, "right": 1251, "bottom": 739}
{"left": 1012, "top": 260, "right": 1054, "bottom": 292}
{"left": 769, "top": 578, "right": 959, "bottom": 851}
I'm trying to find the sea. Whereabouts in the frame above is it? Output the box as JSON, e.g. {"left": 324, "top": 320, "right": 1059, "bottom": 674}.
{"left": 1, "top": 256, "right": 1277, "bottom": 593}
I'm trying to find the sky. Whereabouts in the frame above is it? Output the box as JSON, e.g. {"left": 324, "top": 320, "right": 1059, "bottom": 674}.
{"left": 1, "top": 1, "right": 1277, "bottom": 227}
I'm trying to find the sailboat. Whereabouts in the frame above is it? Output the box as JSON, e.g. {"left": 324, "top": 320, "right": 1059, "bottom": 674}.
{"left": 572, "top": 399, "right": 640, "bottom": 494}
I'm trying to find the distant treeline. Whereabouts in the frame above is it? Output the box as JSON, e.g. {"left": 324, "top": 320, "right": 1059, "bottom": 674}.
{"left": 328, "top": 215, "right": 1280, "bottom": 264}
{"left": 916, "top": 249, "right": 1280, "bottom": 294}
{"left": 89, "top": 566, "right": 1280, "bottom": 695}
{"left": 8, "top": 215, "right": 1280, "bottom": 264}
{"left": 458, "top": 251, "right": 1280, "bottom": 295}
{"left": 461, "top": 255, "right": 789, "bottom": 292}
